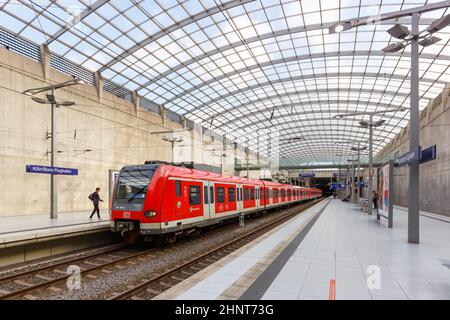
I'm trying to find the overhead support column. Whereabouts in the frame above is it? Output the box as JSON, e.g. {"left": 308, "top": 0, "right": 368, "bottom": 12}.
{"left": 352, "top": 160, "right": 356, "bottom": 203}
{"left": 159, "top": 106, "right": 166, "bottom": 127}
{"left": 132, "top": 91, "right": 140, "bottom": 116}
{"left": 94, "top": 72, "right": 104, "bottom": 103}
{"left": 345, "top": 165, "right": 351, "bottom": 197}
{"left": 40, "top": 44, "right": 51, "bottom": 80}
{"left": 408, "top": 12, "right": 420, "bottom": 244}
{"left": 368, "top": 114, "right": 374, "bottom": 215}
{"left": 356, "top": 142, "right": 361, "bottom": 204}
{"left": 133, "top": 91, "right": 141, "bottom": 116}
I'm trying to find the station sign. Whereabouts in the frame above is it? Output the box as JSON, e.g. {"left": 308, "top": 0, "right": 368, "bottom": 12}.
{"left": 299, "top": 173, "right": 315, "bottom": 178}
{"left": 26, "top": 165, "right": 78, "bottom": 176}
{"left": 395, "top": 145, "right": 437, "bottom": 167}
{"left": 419, "top": 145, "right": 436, "bottom": 164}
{"left": 396, "top": 148, "right": 420, "bottom": 167}
{"left": 331, "top": 183, "right": 345, "bottom": 189}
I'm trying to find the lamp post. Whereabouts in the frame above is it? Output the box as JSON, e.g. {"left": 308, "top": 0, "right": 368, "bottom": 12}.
{"left": 335, "top": 110, "right": 403, "bottom": 214}
{"left": 381, "top": 19, "right": 450, "bottom": 243}
{"left": 23, "top": 78, "right": 84, "bottom": 220}
{"left": 329, "top": 0, "right": 450, "bottom": 244}
{"left": 336, "top": 139, "right": 378, "bottom": 204}
{"left": 347, "top": 159, "right": 357, "bottom": 202}
{"left": 351, "top": 144, "right": 368, "bottom": 204}
{"left": 162, "top": 136, "right": 183, "bottom": 163}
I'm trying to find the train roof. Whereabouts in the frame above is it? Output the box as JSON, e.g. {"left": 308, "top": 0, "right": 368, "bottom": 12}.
{"left": 120, "top": 163, "right": 318, "bottom": 190}
{"left": 159, "top": 164, "right": 311, "bottom": 189}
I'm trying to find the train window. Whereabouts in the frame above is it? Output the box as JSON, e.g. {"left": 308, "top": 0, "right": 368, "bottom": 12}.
{"left": 189, "top": 186, "right": 201, "bottom": 205}
{"left": 210, "top": 186, "right": 215, "bottom": 204}
{"left": 250, "top": 188, "right": 255, "bottom": 200}
{"left": 256, "top": 189, "right": 259, "bottom": 200}
{"left": 244, "top": 188, "right": 249, "bottom": 200}
{"left": 240, "top": 188, "right": 243, "bottom": 201}
{"left": 261, "top": 189, "right": 264, "bottom": 199}
{"left": 238, "top": 187, "right": 241, "bottom": 201}
{"left": 217, "top": 187, "right": 225, "bottom": 203}
{"left": 266, "top": 189, "right": 269, "bottom": 199}
{"left": 175, "top": 181, "right": 182, "bottom": 197}
{"left": 204, "top": 186, "right": 208, "bottom": 204}
{"left": 228, "top": 188, "right": 235, "bottom": 202}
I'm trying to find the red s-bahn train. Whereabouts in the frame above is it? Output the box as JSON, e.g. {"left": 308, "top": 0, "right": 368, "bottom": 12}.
{"left": 110, "top": 162, "right": 322, "bottom": 243}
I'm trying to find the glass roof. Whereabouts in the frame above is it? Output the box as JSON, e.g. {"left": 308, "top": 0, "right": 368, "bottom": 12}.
{"left": 1, "top": 0, "right": 450, "bottom": 164}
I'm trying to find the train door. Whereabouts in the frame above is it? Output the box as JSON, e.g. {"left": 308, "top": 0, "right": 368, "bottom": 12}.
{"left": 255, "top": 186, "right": 259, "bottom": 209}
{"left": 187, "top": 182, "right": 203, "bottom": 218}
{"left": 203, "top": 181, "right": 212, "bottom": 221}
{"left": 236, "top": 184, "right": 243, "bottom": 212}
{"left": 260, "top": 187, "right": 265, "bottom": 207}
{"left": 174, "top": 180, "right": 184, "bottom": 217}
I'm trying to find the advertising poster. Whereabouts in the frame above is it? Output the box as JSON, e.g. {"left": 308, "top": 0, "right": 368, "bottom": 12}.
{"left": 379, "top": 164, "right": 390, "bottom": 216}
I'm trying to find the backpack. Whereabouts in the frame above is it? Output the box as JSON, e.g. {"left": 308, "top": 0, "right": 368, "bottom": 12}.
{"left": 88, "top": 193, "right": 94, "bottom": 201}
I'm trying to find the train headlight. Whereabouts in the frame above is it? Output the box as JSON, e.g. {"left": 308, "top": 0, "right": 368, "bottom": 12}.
{"left": 144, "top": 210, "right": 157, "bottom": 218}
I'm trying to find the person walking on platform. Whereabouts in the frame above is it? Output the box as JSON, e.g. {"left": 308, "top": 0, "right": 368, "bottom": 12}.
{"left": 372, "top": 191, "right": 379, "bottom": 210}
{"left": 89, "top": 187, "right": 104, "bottom": 220}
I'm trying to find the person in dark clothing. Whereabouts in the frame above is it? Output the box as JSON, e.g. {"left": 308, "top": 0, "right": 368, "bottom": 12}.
{"left": 89, "top": 187, "right": 103, "bottom": 220}
{"left": 373, "top": 191, "right": 379, "bottom": 210}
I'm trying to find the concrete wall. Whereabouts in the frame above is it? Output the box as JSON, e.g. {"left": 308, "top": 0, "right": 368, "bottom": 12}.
{"left": 0, "top": 48, "right": 260, "bottom": 217}
{"left": 363, "top": 85, "right": 450, "bottom": 216}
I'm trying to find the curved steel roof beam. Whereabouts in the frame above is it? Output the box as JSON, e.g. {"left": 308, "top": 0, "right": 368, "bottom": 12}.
{"left": 45, "top": 0, "right": 110, "bottom": 44}
{"left": 205, "top": 92, "right": 410, "bottom": 125}
{"left": 163, "top": 56, "right": 448, "bottom": 103}
{"left": 178, "top": 72, "right": 442, "bottom": 115}
{"left": 211, "top": 101, "right": 407, "bottom": 131}
{"left": 138, "top": 51, "right": 449, "bottom": 95}
{"left": 230, "top": 125, "right": 396, "bottom": 147}
{"left": 223, "top": 118, "right": 404, "bottom": 136}
{"left": 98, "top": 0, "right": 254, "bottom": 72}
{"left": 279, "top": 142, "right": 384, "bottom": 155}
{"left": 141, "top": 18, "right": 437, "bottom": 85}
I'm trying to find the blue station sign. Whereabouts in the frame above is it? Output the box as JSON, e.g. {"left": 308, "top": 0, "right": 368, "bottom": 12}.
{"left": 26, "top": 165, "right": 78, "bottom": 176}
{"left": 395, "top": 145, "right": 437, "bottom": 167}
{"left": 420, "top": 145, "right": 437, "bottom": 164}
{"left": 300, "top": 173, "right": 315, "bottom": 178}
{"left": 396, "top": 149, "right": 419, "bottom": 167}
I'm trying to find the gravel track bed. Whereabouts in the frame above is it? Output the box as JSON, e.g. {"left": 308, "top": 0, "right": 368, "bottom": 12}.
{"left": 0, "top": 243, "right": 125, "bottom": 280}
{"left": 45, "top": 206, "right": 304, "bottom": 300}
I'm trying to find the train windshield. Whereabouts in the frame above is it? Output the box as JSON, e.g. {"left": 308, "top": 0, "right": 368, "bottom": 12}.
{"left": 115, "top": 169, "right": 155, "bottom": 203}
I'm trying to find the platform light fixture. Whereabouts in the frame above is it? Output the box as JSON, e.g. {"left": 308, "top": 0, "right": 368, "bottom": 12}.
{"left": 426, "top": 13, "right": 450, "bottom": 33}
{"left": 162, "top": 136, "right": 184, "bottom": 163}
{"left": 334, "top": 108, "right": 405, "bottom": 215}
{"left": 418, "top": 36, "right": 442, "bottom": 47}
{"left": 329, "top": 3, "right": 450, "bottom": 242}
{"left": 387, "top": 24, "right": 411, "bottom": 39}
{"left": 23, "top": 77, "right": 85, "bottom": 220}
{"left": 329, "top": 21, "right": 352, "bottom": 34}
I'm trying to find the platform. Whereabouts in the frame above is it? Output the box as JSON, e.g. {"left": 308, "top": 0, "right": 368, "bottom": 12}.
{"left": 156, "top": 198, "right": 450, "bottom": 300}
{"left": 0, "top": 210, "right": 110, "bottom": 248}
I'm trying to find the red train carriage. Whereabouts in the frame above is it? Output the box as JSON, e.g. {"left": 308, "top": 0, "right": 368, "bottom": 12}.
{"left": 110, "top": 163, "right": 322, "bottom": 243}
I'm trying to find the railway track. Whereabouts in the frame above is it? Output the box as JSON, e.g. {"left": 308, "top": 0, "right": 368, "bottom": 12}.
{"left": 0, "top": 198, "right": 322, "bottom": 300}
{"left": 109, "top": 198, "right": 323, "bottom": 300}
{"left": 0, "top": 243, "right": 154, "bottom": 300}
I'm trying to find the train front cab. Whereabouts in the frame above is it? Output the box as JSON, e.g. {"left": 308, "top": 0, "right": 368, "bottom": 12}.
{"left": 111, "top": 164, "right": 164, "bottom": 242}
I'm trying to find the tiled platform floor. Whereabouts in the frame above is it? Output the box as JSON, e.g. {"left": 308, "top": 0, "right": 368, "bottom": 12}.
{"left": 262, "top": 199, "right": 450, "bottom": 300}
{"left": 163, "top": 199, "right": 450, "bottom": 300}
{"left": 0, "top": 210, "right": 110, "bottom": 245}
